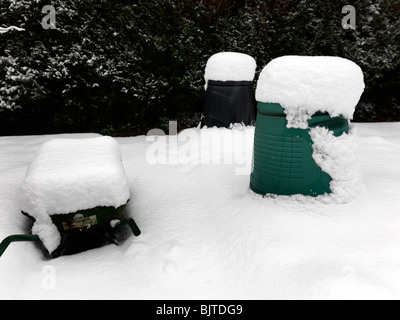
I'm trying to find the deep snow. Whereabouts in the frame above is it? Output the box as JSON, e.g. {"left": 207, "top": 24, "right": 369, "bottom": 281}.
{"left": 1, "top": 123, "right": 400, "bottom": 300}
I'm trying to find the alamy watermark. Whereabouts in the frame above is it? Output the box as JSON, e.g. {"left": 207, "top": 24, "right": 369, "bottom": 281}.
{"left": 42, "top": 265, "right": 56, "bottom": 290}
{"left": 342, "top": 5, "right": 356, "bottom": 30}
{"left": 39, "top": 4, "right": 356, "bottom": 32}
{"left": 3, "top": 4, "right": 356, "bottom": 34}
{"left": 145, "top": 122, "right": 254, "bottom": 176}
{"left": 42, "top": 5, "right": 57, "bottom": 30}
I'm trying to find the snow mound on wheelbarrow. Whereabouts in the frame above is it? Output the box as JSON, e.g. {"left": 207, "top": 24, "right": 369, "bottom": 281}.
{"left": 19, "top": 136, "right": 130, "bottom": 253}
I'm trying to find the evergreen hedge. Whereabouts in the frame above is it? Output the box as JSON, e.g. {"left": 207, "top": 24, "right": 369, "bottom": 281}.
{"left": 0, "top": 0, "right": 399, "bottom": 135}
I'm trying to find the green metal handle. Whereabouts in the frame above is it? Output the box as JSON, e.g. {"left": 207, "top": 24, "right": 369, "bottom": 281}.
{"left": 0, "top": 234, "right": 41, "bottom": 258}
{"left": 116, "top": 218, "right": 141, "bottom": 237}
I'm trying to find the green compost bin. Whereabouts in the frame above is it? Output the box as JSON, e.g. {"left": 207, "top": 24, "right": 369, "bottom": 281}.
{"left": 250, "top": 102, "right": 349, "bottom": 197}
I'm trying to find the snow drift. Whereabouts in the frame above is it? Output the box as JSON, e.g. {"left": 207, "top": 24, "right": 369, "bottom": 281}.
{"left": 310, "top": 125, "right": 361, "bottom": 204}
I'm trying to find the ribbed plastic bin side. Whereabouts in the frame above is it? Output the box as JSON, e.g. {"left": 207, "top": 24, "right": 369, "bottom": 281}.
{"left": 250, "top": 103, "right": 349, "bottom": 197}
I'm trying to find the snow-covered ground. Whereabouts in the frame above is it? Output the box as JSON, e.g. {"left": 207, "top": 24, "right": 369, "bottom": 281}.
{"left": 1, "top": 122, "right": 400, "bottom": 300}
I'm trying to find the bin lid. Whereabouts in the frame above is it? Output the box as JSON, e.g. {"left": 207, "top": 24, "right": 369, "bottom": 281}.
{"left": 255, "top": 56, "right": 365, "bottom": 128}
{"left": 204, "top": 52, "right": 256, "bottom": 88}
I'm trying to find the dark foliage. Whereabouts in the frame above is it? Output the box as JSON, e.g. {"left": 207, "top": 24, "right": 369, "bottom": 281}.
{"left": 0, "top": 0, "right": 399, "bottom": 136}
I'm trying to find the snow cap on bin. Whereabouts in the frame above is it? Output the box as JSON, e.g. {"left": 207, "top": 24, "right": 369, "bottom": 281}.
{"left": 204, "top": 52, "right": 257, "bottom": 88}
{"left": 256, "top": 56, "right": 365, "bottom": 128}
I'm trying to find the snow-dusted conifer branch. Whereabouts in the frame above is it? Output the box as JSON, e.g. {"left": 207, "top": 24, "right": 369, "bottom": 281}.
{"left": 0, "top": 26, "right": 25, "bottom": 34}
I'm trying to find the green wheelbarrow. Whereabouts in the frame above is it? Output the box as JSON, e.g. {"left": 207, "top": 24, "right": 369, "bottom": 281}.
{"left": 0, "top": 204, "right": 141, "bottom": 259}
{"left": 0, "top": 136, "right": 141, "bottom": 259}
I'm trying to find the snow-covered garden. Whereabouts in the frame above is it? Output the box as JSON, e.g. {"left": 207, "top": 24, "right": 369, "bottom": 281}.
{"left": 1, "top": 121, "right": 400, "bottom": 299}
{"left": 1, "top": 0, "right": 400, "bottom": 301}
{"left": 0, "top": 54, "right": 399, "bottom": 300}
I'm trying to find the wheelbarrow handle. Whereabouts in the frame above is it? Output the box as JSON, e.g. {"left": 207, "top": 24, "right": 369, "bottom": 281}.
{"left": 1, "top": 218, "right": 140, "bottom": 259}
{"left": 115, "top": 218, "right": 141, "bottom": 237}
{"left": 0, "top": 234, "right": 41, "bottom": 258}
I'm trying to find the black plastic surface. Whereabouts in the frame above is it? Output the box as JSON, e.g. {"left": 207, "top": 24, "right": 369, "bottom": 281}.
{"left": 201, "top": 80, "right": 256, "bottom": 128}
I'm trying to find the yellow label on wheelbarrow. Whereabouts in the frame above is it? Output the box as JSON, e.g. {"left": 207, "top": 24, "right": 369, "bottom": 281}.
{"left": 62, "top": 214, "right": 98, "bottom": 231}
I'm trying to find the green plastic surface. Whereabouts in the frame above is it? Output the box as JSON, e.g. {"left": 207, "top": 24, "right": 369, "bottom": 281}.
{"left": 0, "top": 234, "right": 40, "bottom": 258}
{"left": 250, "top": 103, "right": 349, "bottom": 197}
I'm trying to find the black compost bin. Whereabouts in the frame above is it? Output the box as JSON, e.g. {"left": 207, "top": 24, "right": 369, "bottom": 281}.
{"left": 201, "top": 80, "right": 257, "bottom": 128}
{"left": 201, "top": 52, "right": 257, "bottom": 128}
